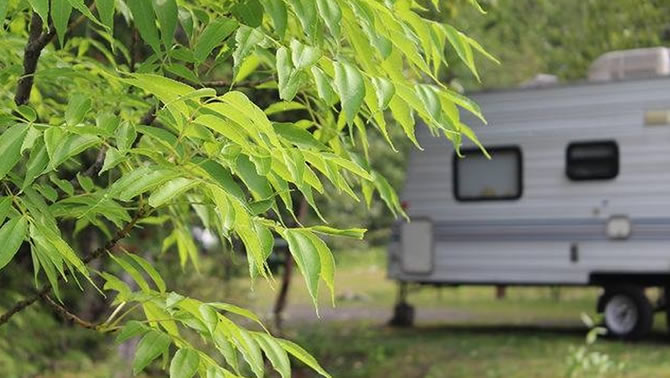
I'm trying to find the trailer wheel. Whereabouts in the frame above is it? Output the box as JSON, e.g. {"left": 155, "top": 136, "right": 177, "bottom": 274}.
{"left": 601, "top": 285, "right": 653, "bottom": 340}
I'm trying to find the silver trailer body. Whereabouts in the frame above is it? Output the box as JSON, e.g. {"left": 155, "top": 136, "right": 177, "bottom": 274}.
{"left": 389, "top": 77, "right": 670, "bottom": 286}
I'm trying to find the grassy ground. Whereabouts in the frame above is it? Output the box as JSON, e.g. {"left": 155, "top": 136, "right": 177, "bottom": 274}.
{"left": 239, "top": 248, "right": 670, "bottom": 378}
{"left": 7, "top": 248, "right": 670, "bottom": 377}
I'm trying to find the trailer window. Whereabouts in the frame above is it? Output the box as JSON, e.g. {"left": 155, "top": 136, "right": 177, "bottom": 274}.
{"left": 566, "top": 141, "right": 619, "bottom": 181}
{"left": 453, "top": 147, "right": 522, "bottom": 201}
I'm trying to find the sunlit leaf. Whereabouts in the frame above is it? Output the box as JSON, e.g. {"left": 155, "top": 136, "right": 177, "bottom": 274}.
{"left": 0, "top": 217, "right": 27, "bottom": 271}
{"left": 133, "top": 330, "right": 172, "bottom": 374}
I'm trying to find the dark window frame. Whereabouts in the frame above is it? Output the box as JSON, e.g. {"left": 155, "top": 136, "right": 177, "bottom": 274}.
{"left": 453, "top": 146, "right": 523, "bottom": 202}
{"left": 566, "top": 140, "right": 619, "bottom": 181}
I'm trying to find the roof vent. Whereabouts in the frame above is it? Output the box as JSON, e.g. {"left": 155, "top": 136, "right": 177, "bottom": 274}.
{"left": 588, "top": 47, "right": 670, "bottom": 82}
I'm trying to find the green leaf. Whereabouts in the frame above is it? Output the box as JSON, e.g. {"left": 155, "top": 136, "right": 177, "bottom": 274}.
{"left": 0, "top": 197, "right": 11, "bottom": 225}
{"left": 126, "top": 252, "right": 167, "bottom": 293}
{"left": 443, "top": 24, "right": 479, "bottom": 81}
{"left": 21, "top": 126, "right": 41, "bottom": 153}
{"left": 66, "top": 0, "right": 105, "bottom": 28}
{"left": 287, "top": 0, "right": 317, "bottom": 40}
{"left": 17, "top": 105, "right": 37, "bottom": 122}
{"left": 47, "top": 133, "right": 100, "bottom": 171}
{"left": 51, "top": 0, "right": 73, "bottom": 47}
{"left": 65, "top": 93, "right": 91, "bottom": 126}
{"left": 253, "top": 332, "right": 291, "bottom": 378}
{"left": 0, "top": 124, "right": 28, "bottom": 180}
{"left": 28, "top": 0, "right": 49, "bottom": 24}
{"left": 109, "top": 253, "right": 151, "bottom": 292}
{"left": 219, "top": 318, "right": 264, "bottom": 378}
{"left": 278, "top": 338, "right": 331, "bottom": 378}
{"left": 0, "top": 217, "right": 27, "bottom": 271}
{"left": 233, "top": 25, "right": 264, "bottom": 73}
{"left": 310, "top": 225, "right": 366, "bottom": 239}
{"left": 389, "top": 95, "right": 419, "bottom": 148}
{"left": 212, "top": 327, "right": 240, "bottom": 373}
{"left": 99, "top": 147, "right": 125, "bottom": 174}
{"left": 31, "top": 238, "right": 63, "bottom": 300}
{"left": 115, "top": 122, "right": 137, "bottom": 151}
{"left": 231, "top": 0, "right": 263, "bottom": 28}
{"left": 30, "top": 215, "right": 89, "bottom": 277}
{"left": 177, "top": 7, "right": 194, "bottom": 40}
{"left": 264, "top": 101, "right": 306, "bottom": 116}
{"left": 127, "top": 0, "right": 161, "bottom": 55}
{"left": 195, "top": 159, "right": 246, "bottom": 203}
{"left": 115, "top": 169, "right": 177, "bottom": 201}
{"left": 193, "top": 114, "right": 246, "bottom": 146}
{"left": 273, "top": 122, "right": 325, "bottom": 150}
{"left": 290, "top": 39, "right": 320, "bottom": 70}
{"left": 333, "top": 61, "right": 365, "bottom": 126}
{"left": 125, "top": 74, "right": 194, "bottom": 121}
{"left": 283, "top": 229, "right": 321, "bottom": 311}
{"left": 208, "top": 302, "right": 267, "bottom": 332}
{"left": 438, "top": 88, "right": 486, "bottom": 124}
{"left": 25, "top": 163, "right": 55, "bottom": 198}
{"left": 148, "top": 177, "right": 197, "bottom": 208}
{"left": 133, "top": 330, "right": 172, "bottom": 375}
{"left": 137, "top": 125, "right": 185, "bottom": 157}
{"left": 49, "top": 173, "right": 74, "bottom": 196}
{"left": 170, "top": 348, "right": 200, "bottom": 378}
{"left": 0, "top": 1, "right": 8, "bottom": 24}
{"left": 199, "top": 303, "right": 219, "bottom": 334}
{"left": 97, "top": 113, "right": 120, "bottom": 135}
{"left": 371, "top": 77, "right": 395, "bottom": 110}
{"left": 116, "top": 320, "right": 150, "bottom": 343}
{"left": 143, "top": 301, "right": 180, "bottom": 336}
{"left": 235, "top": 155, "right": 273, "bottom": 199}
{"left": 311, "top": 67, "right": 337, "bottom": 106}
{"left": 194, "top": 18, "right": 238, "bottom": 63}
{"left": 165, "top": 63, "right": 200, "bottom": 83}
{"left": 306, "top": 231, "right": 335, "bottom": 305}
{"left": 467, "top": 0, "right": 487, "bottom": 13}
{"left": 261, "top": 0, "right": 287, "bottom": 39}
{"left": 415, "top": 84, "right": 442, "bottom": 124}
{"left": 315, "top": 0, "right": 341, "bottom": 39}
{"left": 372, "top": 171, "right": 406, "bottom": 219}
{"left": 96, "top": 0, "right": 115, "bottom": 33}
{"left": 76, "top": 173, "right": 94, "bottom": 192}
{"left": 152, "top": 0, "right": 178, "bottom": 49}
{"left": 276, "top": 47, "right": 304, "bottom": 101}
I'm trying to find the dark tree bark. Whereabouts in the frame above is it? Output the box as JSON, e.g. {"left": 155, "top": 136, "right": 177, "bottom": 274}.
{"left": 272, "top": 197, "right": 309, "bottom": 332}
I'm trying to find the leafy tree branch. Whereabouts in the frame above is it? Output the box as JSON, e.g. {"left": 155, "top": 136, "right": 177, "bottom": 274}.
{"left": 0, "top": 0, "right": 495, "bottom": 376}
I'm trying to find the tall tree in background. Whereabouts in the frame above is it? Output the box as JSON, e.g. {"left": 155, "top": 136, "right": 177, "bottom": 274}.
{"left": 451, "top": 0, "right": 670, "bottom": 89}
{"left": 0, "top": 0, "right": 494, "bottom": 376}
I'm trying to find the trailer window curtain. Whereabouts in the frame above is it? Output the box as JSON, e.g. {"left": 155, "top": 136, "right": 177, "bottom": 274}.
{"left": 453, "top": 147, "right": 522, "bottom": 201}
{"left": 566, "top": 141, "right": 619, "bottom": 181}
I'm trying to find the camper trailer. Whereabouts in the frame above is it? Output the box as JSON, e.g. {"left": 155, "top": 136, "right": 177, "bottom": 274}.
{"left": 389, "top": 47, "right": 670, "bottom": 338}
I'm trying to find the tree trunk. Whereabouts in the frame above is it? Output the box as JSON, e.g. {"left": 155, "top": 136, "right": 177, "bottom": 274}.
{"left": 272, "top": 197, "right": 309, "bottom": 332}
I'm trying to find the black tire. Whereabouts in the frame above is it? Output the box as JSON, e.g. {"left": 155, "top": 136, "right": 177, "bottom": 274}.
{"left": 600, "top": 285, "right": 653, "bottom": 340}
{"left": 389, "top": 302, "right": 415, "bottom": 327}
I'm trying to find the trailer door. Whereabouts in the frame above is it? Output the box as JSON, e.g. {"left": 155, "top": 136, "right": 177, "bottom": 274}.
{"left": 401, "top": 219, "right": 433, "bottom": 274}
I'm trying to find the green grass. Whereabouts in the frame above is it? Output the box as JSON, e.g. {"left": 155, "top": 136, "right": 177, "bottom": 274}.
{"left": 7, "top": 248, "right": 670, "bottom": 377}
{"left": 242, "top": 248, "right": 670, "bottom": 377}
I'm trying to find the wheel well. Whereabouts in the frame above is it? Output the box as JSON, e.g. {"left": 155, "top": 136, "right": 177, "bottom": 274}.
{"left": 590, "top": 272, "right": 670, "bottom": 287}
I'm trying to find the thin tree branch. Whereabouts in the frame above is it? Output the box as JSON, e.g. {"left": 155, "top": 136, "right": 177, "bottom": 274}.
{"left": 41, "top": 294, "right": 97, "bottom": 329}
{"left": 14, "top": 4, "right": 96, "bottom": 106}
{"left": 0, "top": 206, "right": 148, "bottom": 327}
{"left": 14, "top": 14, "right": 55, "bottom": 106}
